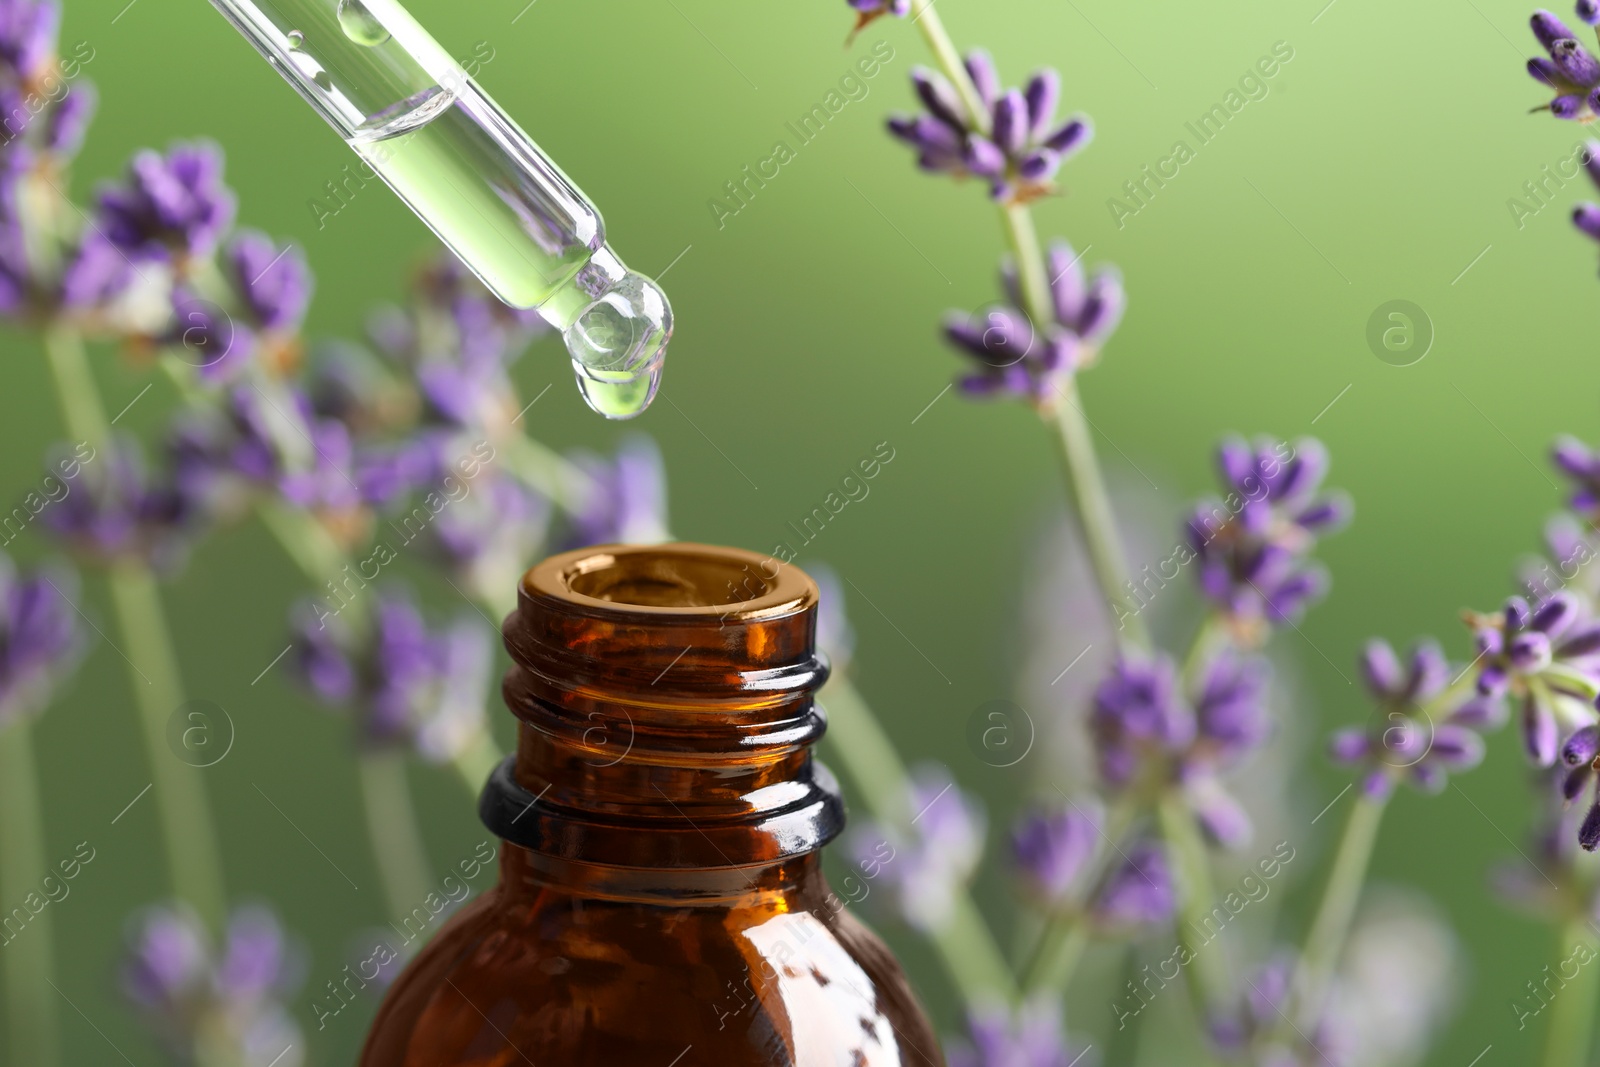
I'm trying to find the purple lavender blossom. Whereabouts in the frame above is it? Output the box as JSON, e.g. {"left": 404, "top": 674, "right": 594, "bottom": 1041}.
{"left": 367, "top": 253, "right": 546, "bottom": 433}
{"left": 1090, "top": 652, "right": 1192, "bottom": 786}
{"left": 44, "top": 436, "right": 197, "bottom": 569}
{"left": 1553, "top": 431, "right": 1600, "bottom": 517}
{"left": 0, "top": 0, "right": 58, "bottom": 82}
{"left": 808, "top": 563, "right": 855, "bottom": 672}
{"left": 96, "top": 141, "right": 236, "bottom": 262}
{"left": 1527, "top": 9, "right": 1600, "bottom": 119}
{"left": 1092, "top": 650, "right": 1271, "bottom": 848}
{"left": 1467, "top": 592, "right": 1600, "bottom": 766}
{"left": 419, "top": 465, "right": 549, "bottom": 611}
{"left": 225, "top": 230, "right": 311, "bottom": 334}
{"left": 845, "top": 0, "right": 909, "bottom": 40}
{"left": 946, "top": 1000, "right": 1078, "bottom": 1067}
{"left": 1186, "top": 435, "right": 1349, "bottom": 636}
{"left": 1559, "top": 724, "right": 1600, "bottom": 848}
{"left": 1211, "top": 951, "right": 1343, "bottom": 1066}
{"left": 288, "top": 588, "right": 492, "bottom": 762}
{"left": 169, "top": 385, "right": 367, "bottom": 519}
{"left": 946, "top": 241, "right": 1124, "bottom": 403}
{"left": 122, "top": 904, "right": 305, "bottom": 1067}
{"left": 1090, "top": 839, "right": 1174, "bottom": 929}
{"left": 848, "top": 764, "right": 985, "bottom": 932}
{"left": 888, "top": 52, "right": 1092, "bottom": 202}
{"left": 0, "top": 554, "right": 79, "bottom": 725}
{"left": 1010, "top": 799, "right": 1099, "bottom": 904}
{"left": 560, "top": 434, "right": 670, "bottom": 549}
{"left": 1329, "top": 639, "right": 1499, "bottom": 798}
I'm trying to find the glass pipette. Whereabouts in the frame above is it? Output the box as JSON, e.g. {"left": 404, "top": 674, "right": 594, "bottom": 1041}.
{"left": 205, "top": 0, "right": 671, "bottom": 419}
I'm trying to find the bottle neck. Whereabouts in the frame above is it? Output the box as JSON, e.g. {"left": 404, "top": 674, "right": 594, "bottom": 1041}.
{"left": 495, "top": 844, "right": 834, "bottom": 908}
{"left": 479, "top": 544, "right": 844, "bottom": 873}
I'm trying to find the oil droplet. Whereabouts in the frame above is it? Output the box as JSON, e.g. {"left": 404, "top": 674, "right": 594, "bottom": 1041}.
{"left": 286, "top": 29, "right": 305, "bottom": 49}
{"left": 313, "top": 70, "right": 333, "bottom": 92}
{"left": 337, "top": 0, "right": 391, "bottom": 47}
{"left": 572, "top": 359, "right": 662, "bottom": 420}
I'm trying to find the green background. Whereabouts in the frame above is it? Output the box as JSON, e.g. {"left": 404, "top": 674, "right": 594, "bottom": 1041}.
{"left": 0, "top": 0, "right": 1586, "bottom": 1062}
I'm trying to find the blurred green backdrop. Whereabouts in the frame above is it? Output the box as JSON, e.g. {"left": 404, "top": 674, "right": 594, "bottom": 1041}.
{"left": 0, "top": 0, "right": 1584, "bottom": 1063}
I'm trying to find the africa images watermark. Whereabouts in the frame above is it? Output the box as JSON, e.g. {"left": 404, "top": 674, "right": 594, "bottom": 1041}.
{"left": 1113, "top": 438, "right": 1297, "bottom": 632}
{"left": 307, "top": 41, "right": 497, "bottom": 231}
{"left": 708, "top": 40, "right": 897, "bottom": 230}
{"left": 1106, "top": 41, "right": 1295, "bottom": 230}
{"left": 1508, "top": 141, "right": 1593, "bottom": 232}
{"left": 1111, "top": 840, "right": 1296, "bottom": 1030}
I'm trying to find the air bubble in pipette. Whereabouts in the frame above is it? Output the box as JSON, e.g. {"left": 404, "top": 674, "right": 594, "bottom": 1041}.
{"left": 337, "top": 0, "right": 391, "bottom": 46}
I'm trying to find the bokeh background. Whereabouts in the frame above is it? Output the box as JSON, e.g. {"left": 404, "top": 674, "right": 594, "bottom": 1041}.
{"left": 0, "top": 0, "right": 1584, "bottom": 1063}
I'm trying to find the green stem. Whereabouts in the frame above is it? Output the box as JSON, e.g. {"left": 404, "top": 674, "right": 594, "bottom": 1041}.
{"left": 43, "top": 324, "right": 228, "bottom": 931}
{"left": 1541, "top": 916, "right": 1600, "bottom": 1067}
{"left": 0, "top": 720, "right": 60, "bottom": 1067}
{"left": 820, "top": 674, "right": 1016, "bottom": 1005}
{"left": 907, "top": 0, "right": 990, "bottom": 132}
{"left": 995, "top": 201, "right": 1147, "bottom": 652}
{"left": 357, "top": 752, "right": 433, "bottom": 923}
{"left": 1018, "top": 917, "right": 1088, "bottom": 995}
{"left": 1290, "top": 789, "right": 1388, "bottom": 1031}
{"left": 1157, "top": 790, "right": 1229, "bottom": 1015}
{"left": 451, "top": 729, "right": 503, "bottom": 796}
{"left": 105, "top": 564, "right": 228, "bottom": 931}
{"left": 1048, "top": 391, "right": 1149, "bottom": 651}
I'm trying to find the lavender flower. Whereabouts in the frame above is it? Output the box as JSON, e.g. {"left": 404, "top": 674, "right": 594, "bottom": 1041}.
{"left": 1090, "top": 649, "right": 1270, "bottom": 847}
{"left": 169, "top": 385, "right": 366, "bottom": 521}
{"left": 945, "top": 241, "right": 1124, "bottom": 403}
{"left": 225, "top": 230, "right": 311, "bottom": 335}
{"left": 1328, "top": 639, "right": 1500, "bottom": 798}
{"left": 1558, "top": 723, "right": 1600, "bottom": 847}
{"left": 809, "top": 563, "right": 855, "bottom": 672}
{"left": 1186, "top": 435, "right": 1349, "bottom": 638}
{"left": 44, "top": 436, "right": 197, "bottom": 569}
{"left": 122, "top": 904, "right": 305, "bottom": 1067}
{"left": 1552, "top": 431, "right": 1600, "bottom": 518}
{"left": 421, "top": 465, "right": 549, "bottom": 606}
{"left": 1467, "top": 592, "right": 1600, "bottom": 766}
{"left": 560, "top": 434, "right": 670, "bottom": 548}
{"left": 1211, "top": 951, "right": 1343, "bottom": 1066}
{"left": 1090, "top": 839, "right": 1174, "bottom": 929}
{"left": 0, "top": 0, "right": 59, "bottom": 82}
{"left": 946, "top": 1000, "right": 1078, "bottom": 1067}
{"left": 1010, "top": 799, "right": 1099, "bottom": 904}
{"left": 288, "top": 588, "right": 492, "bottom": 762}
{"left": 367, "top": 252, "right": 545, "bottom": 434}
{"left": 848, "top": 764, "right": 985, "bottom": 931}
{"left": 888, "top": 52, "right": 1091, "bottom": 202}
{"left": 1091, "top": 652, "right": 1191, "bottom": 786}
{"left": 0, "top": 554, "right": 79, "bottom": 725}
{"left": 845, "top": 0, "right": 909, "bottom": 41}
{"left": 96, "top": 141, "right": 236, "bottom": 263}
{"left": 1527, "top": 9, "right": 1600, "bottom": 119}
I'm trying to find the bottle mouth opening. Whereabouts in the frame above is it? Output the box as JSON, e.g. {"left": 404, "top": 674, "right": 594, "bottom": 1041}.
{"left": 525, "top": 542, "right": 813, "bottom": 619}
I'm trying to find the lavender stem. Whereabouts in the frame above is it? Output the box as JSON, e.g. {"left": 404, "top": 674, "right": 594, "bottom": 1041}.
{"left": 1017, "top": 794, "right": 1138, "bottom": 994}
{"left": 1288, "top": 669, "right": 1476, "bottom": 1034}
{"left": 820, "top": 674, "right": 1018, "bottom": 1004}
{"left": 907, "top": 0, "right": 991, "bottom": 133}
{"left": 358, "top": 751, "right": 435, "bottom": 923}
{"left": 43, "top": 321, "right": 229, "bottom": 932}
{"left": 0, "top": 719, "right": 60, "bottom": 1067}
{"left": 1541, "top": 917, "right": 1600, "bottom": 1067}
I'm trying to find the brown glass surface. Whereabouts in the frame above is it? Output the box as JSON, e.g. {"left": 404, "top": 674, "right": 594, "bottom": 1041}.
{"left": 360, "top": 544, "right": 944, "bottom": 1067}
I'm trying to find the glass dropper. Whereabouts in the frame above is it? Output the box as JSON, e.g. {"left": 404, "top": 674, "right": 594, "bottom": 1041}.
{"left": 205, "top": 0, "right": 671, "bottom": 419}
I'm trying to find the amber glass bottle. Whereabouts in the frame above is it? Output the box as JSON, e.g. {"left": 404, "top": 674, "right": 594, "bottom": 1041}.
{"left": 361, "top": 542, "right": 944, "bottom": 1066}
